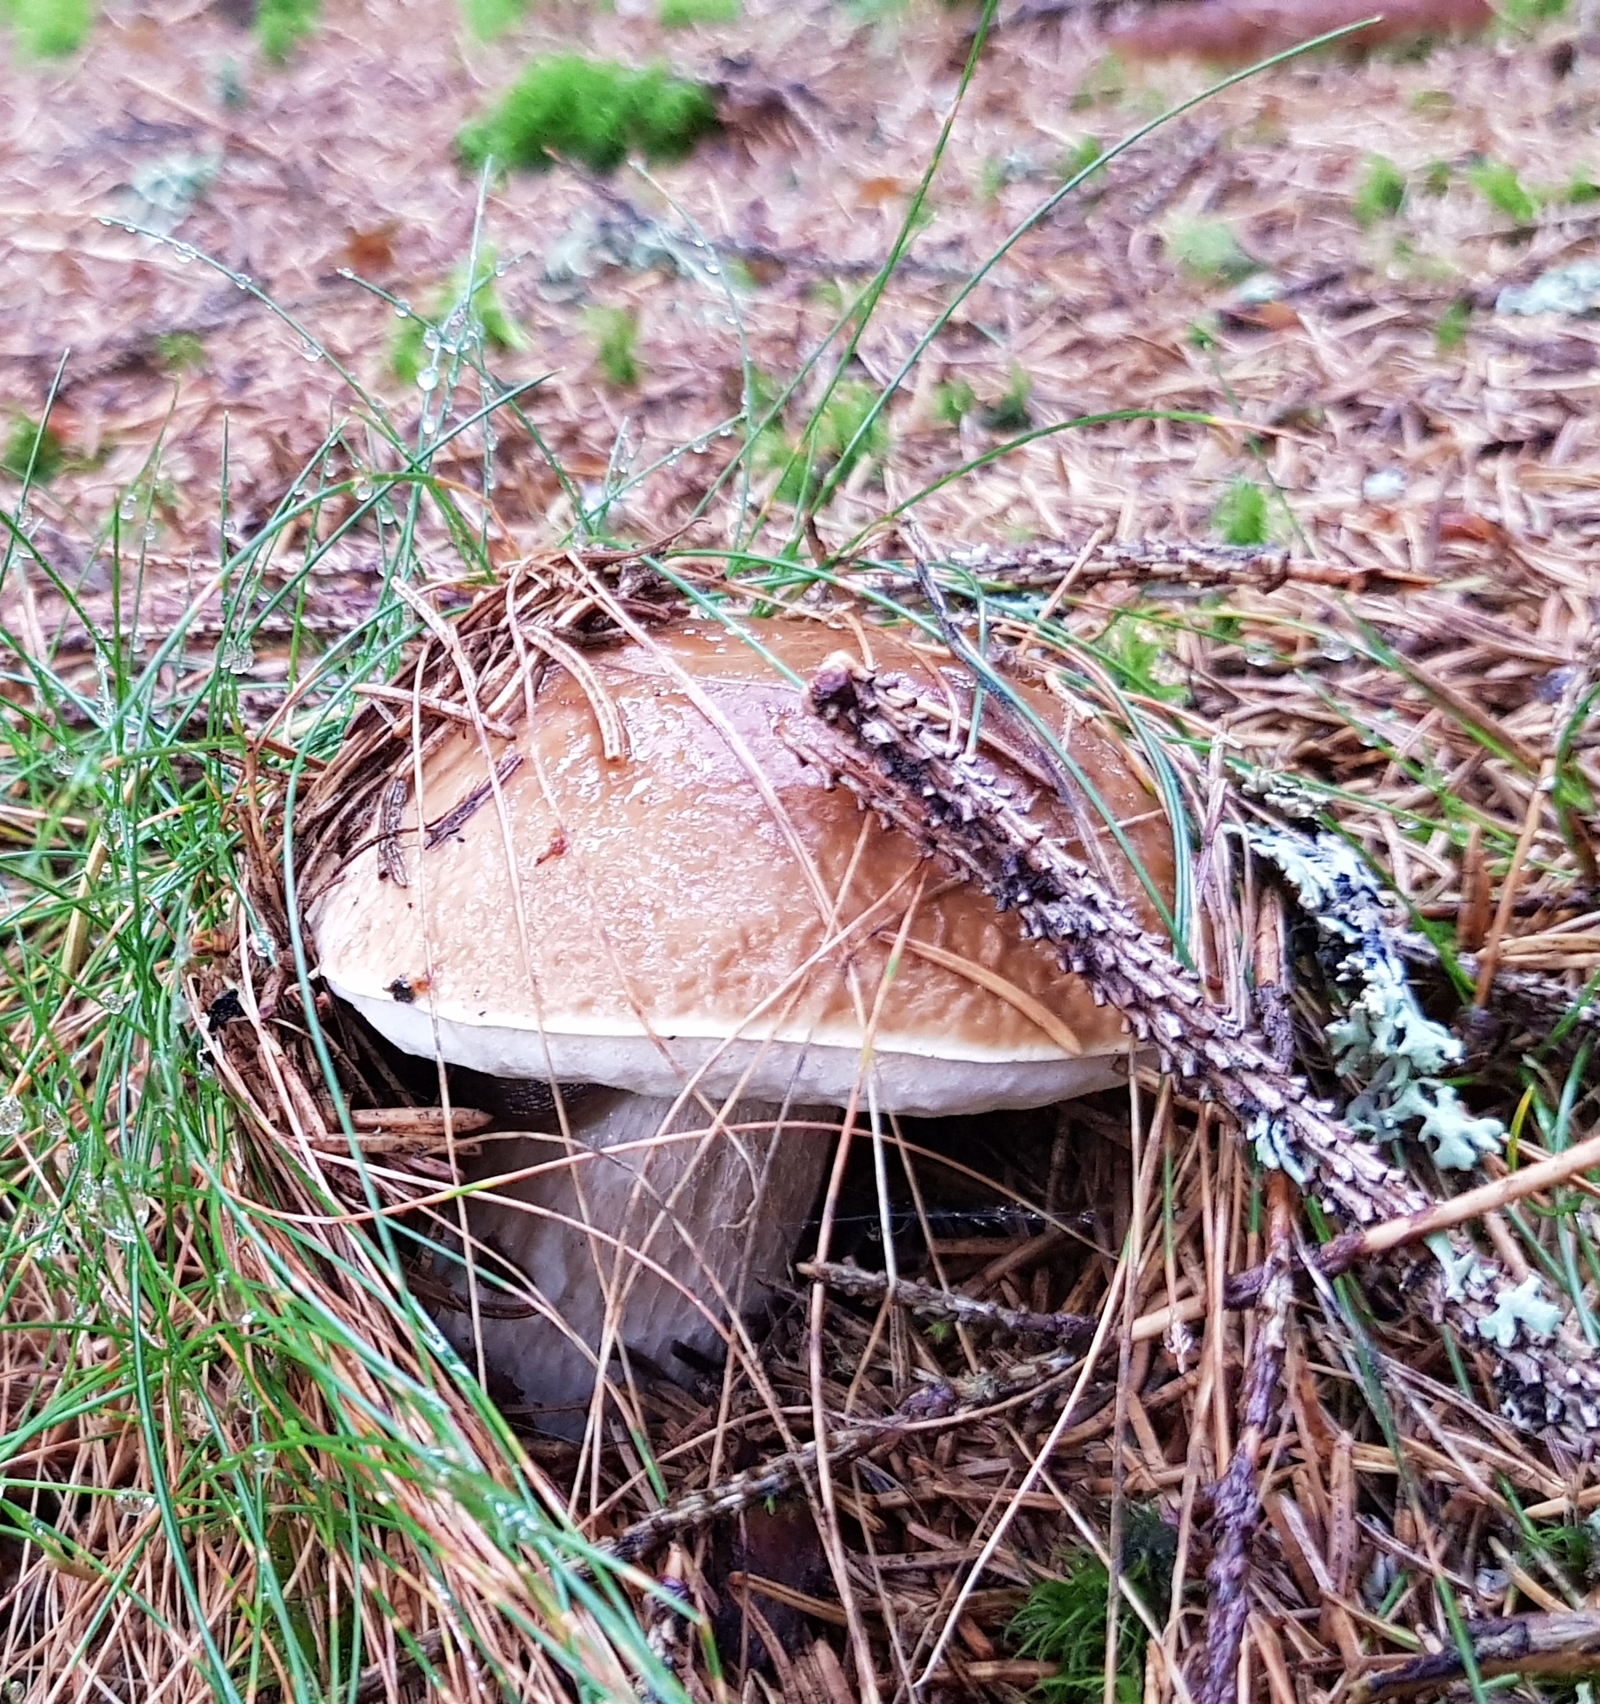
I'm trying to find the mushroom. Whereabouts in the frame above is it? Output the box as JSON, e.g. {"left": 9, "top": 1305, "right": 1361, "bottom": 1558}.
{"left": 308, "top": 616, "right": 1173, "bottom": 1428}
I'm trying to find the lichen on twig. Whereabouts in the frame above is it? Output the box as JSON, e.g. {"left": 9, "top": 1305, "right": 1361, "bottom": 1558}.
{"left": 791, "top": 653, "right": 1600, "bottom": 1446}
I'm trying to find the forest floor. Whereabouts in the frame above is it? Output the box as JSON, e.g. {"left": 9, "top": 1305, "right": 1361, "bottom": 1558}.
{"left": 8, "top": 4, "right": 1600, "bottom": 1704}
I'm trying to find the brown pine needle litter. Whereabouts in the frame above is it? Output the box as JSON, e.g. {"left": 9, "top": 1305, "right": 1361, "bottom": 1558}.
{"left": 79, "top": 526, "right": 1589, "bottom": 1704}
{"left": 9, "top": 7, "right": 1600, "bottom": 1702}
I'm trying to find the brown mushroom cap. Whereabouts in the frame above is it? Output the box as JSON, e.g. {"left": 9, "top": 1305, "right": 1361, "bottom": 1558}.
{"left": 309, "top": 617, "right": 1174, "bottom": 1115}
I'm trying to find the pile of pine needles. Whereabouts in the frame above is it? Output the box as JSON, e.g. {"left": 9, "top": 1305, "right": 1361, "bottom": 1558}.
{"left": 37, "top": 519, "right": 1585, "bottom": 1704}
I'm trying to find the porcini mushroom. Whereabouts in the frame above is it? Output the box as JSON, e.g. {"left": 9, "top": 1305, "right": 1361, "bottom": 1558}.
{"left": 308, "top": 615, "right": 1173, "bottom": 1428}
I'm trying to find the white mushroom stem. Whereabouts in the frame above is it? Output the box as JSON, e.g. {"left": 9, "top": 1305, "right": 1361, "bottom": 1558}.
{"left": 437, "top": 1090, "right": 835, "bottom": 1433}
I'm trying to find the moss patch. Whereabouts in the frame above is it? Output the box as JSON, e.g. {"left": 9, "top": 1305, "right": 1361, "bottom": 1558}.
{"left": 458, "top": 55, "right": 719, "bottom": 175}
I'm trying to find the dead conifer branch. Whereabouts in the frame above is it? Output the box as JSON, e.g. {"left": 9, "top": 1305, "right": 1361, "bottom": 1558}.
{"left": 1355, "top": 1608, "right": 1600, "bottom": 1700}
{"left": 1195, "top": 1170, "right": 1296, "bottom": 1704}
{"left": 791, "top": 653, "right": 1414, "bottom": 1226}
{"left": 797, "top": 1258, "right": 1097, "bottom": 1345}
{"left": 605, "top": 1334, "right": 1104, "bottom": 1565}
{"left": 791, "top": 654, "right": 1600, "bottom": 1446}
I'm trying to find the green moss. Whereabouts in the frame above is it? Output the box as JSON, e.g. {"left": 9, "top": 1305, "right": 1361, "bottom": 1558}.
{"left": 1468, "top": 158, "right": 1537, "bottom": 224}
{"left": 457, "top": 55, "right": 719, "bottom": 175}
{"left": 156, "top": 332, "right": 208, "bottom": 373}
{"left": 1059, "top": 135, "right": 1103, "bottom": 181}
{"left": 1167, "top": 218, "right": 1256, "bottom": 284}
{"left": 1010, "top": 1512, "right": 1176, "bottom": 1704}
{"left": 932, "top": 377, "right": 976, "bottom": 428}
{"left": 583, "top": 306, "right": 640, "bottom": 388}
{"left": 1563, "top": 169, "right": 1600, "bottom": 205}
{"left": 1212, "top": 477, "right": 1269, "bottom": 545}
{"left": 3, "top": 0, "right": 90, "bottom": 57}
{"left": 980, "top": 366, "right": 1033, "bottom": 433}
{"left": 1353, "top": 155, "right": 1407, "bottom": 228}
{"left": 256, "top": 0, "right": 317, "bottom": 60}
{"left": 461, "top": 0, "right": 526, "bottom": 37}
{"left": 659, "top": 0, "right": 740, "bottom": 25}
{"left": 2, "top": 416, "right": 64, "bottom": 484}
{"left": 1435, "top": 298, "right": 1471, "bottom": 352}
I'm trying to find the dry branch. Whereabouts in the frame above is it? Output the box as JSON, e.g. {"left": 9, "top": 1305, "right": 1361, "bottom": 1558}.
{"left": 790, "top": 654, "right": 1600, "bottom": 1447}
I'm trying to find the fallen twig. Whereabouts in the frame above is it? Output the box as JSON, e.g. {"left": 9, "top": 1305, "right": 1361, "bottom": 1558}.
{"left": 791, "top": 653, "right": 1600, "bottom": 1444}
{"left": 796, "top": 1258, "right": 1096, "bottom": 1345}
{"left": 1355, "top": 1609, "right": 1600, "bottom": 1700}
{"left": 1197, "top": 1170, "right": 1296, "bottom": 1704}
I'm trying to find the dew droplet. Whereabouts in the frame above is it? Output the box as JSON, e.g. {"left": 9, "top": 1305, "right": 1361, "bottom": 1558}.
{"left": 217, "top": 640, "right": 255, "bottom": 675}
{"left": 393, "top": 301, "right": 412, "bottom": 319}
{"left": 417, "top": 367, "right": 439, "bottom": 393}
{"left": 119, "top": 495, "right": 138, "bottom": 522}
{"left": 0, "top": 1096, "right": 24, "bottom": 1138}
{"left": 353, "top": 477, "right": 374, "bottom": 501}
{"left": 300, "top": 340, "right": 322, "bottom": 362}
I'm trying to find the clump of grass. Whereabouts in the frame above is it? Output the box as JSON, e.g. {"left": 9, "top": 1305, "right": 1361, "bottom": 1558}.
{"left": 457, "top": 55, "right": 719, "bottom": 175}
{"left": 659, "top": 0, "right": 740, "bottom": 25}
{"left": 1011, "top": 1513, "right": 1176, "bottom": 1704}
{"left": 583, "top": 305, "right": 641, "bottom": 388}
{"left": 764, "top": 378, "right": 888, "bottom": 505}
{"left": 1353, "top": 155, "right": 1407, "bottom": 227}
{"left": 256, "top": 0, "right": 316, "bottom": 59}
{"left": 1435, "top": 297, "right": 1472, "bottom": 351}
{"left": 1167, "top": 218, "right": 1257, "bottom": 284}
{"left": 2, "top": 0, "right": 89, "bottom": 55}
{"left": 391, "top": 254, "right": 525, "bottom": 387}
{"left": 2, "top": 414, "right": 64, "bottom": 483}
{"left": 982, "top": 366, "right": 1033, "bottom": 433}
{"left": 1468, "top": 158, "right": 1537, "bottom": 223}
{"left": 1213, "top": 476, "right": 1269, "bottom": 545}
{"left": 933, "top": 376, "right": 976, "bottom": 427}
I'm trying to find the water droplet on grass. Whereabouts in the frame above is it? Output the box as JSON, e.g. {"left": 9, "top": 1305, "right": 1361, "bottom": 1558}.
{"left": 417, "top": 367, "right": 439, "bottom": 393}
{"left": 0, "top": 1097, "right": 23, "bottom": 1137}
{"left": 354, "top": 478, "right": 374, "bottom": 501}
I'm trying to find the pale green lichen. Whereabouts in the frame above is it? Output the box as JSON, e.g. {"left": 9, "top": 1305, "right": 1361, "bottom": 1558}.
{"left": 1252, "top": 825, "right": 1504, "bottom": 1174}
{"left": 1249, "top": 1111, "right": 1312, "bottom": 1187}
{"left": 1476, "top": 1274, "right": 1563, "bottom": 1348}
{"left": 1426, "top": 1231, "right": 1489, "bottom": 1301}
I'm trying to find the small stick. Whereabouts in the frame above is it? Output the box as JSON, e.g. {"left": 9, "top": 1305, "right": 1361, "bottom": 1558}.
{"left": 791, "top": 654, "right": 1600, "bottom": 1444}
{"left": 605, "top": 1334, "right": 1103, "bottom": 1564}
{"left": 1195, "top": 1170, "right": 1296, "bottom": 1704}
{"left": 790, "top": 654, "right": 1420, "bottom": 1229}
{"left": 797, "top": 1259, "right": 1096, "bottom": 1346}
{"left": 1355, "top": 1609, "right": 1600, "bottom": 1701}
